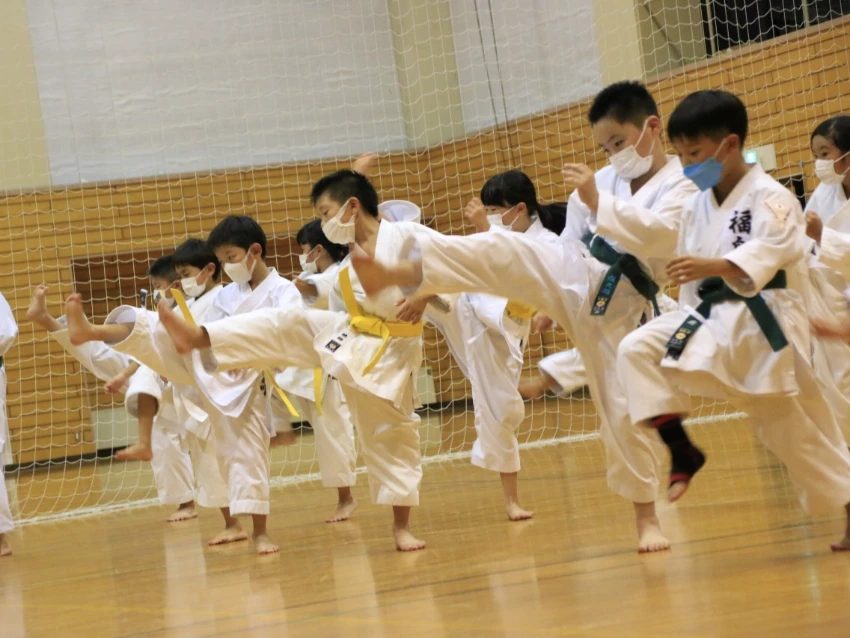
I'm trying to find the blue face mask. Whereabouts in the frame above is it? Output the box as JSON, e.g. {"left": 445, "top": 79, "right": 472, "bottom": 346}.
{"left": 682, "top": 139, "right": 728, "bottom": 191}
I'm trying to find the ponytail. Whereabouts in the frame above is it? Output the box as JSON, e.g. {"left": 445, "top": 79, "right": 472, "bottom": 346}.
{"left": 481, "top": 170, "right": 565, "bottom": 234}
{"left": 534, "top": 202, "right": 567, "bottom": 235}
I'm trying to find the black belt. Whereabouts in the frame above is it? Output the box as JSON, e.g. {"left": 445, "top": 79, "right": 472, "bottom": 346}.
{"left": 582, "top": 232, "right": 660, "bottom": 317}
{"left": 665, "top": 271, "right": 789, "bottom": 361}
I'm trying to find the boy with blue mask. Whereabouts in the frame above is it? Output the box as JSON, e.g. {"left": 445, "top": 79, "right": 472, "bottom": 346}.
{"left": 616, "top": 90, "right": 850, "bottom": 552}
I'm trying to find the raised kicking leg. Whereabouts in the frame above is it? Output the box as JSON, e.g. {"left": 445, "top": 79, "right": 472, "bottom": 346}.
{"left": 64, "top": 294, "right": 132, "bottom": 346}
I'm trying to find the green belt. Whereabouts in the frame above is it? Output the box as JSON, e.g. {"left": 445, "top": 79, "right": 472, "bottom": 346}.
{"left": 665, "top": 271, "right": 789, "bottom": 361}
{"left": 582, "top": 232, "right": 660, "bottom": 317}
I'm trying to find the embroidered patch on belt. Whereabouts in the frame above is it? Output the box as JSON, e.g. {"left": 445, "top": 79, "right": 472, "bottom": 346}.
{"left": 591, "top": 275, "right": 619, "bottom": 316}
{"left": 665, "top": 315, "right": 703, "bottom": 361}
{"left": 325, "top": 339, "right": 341, "bottom": 353}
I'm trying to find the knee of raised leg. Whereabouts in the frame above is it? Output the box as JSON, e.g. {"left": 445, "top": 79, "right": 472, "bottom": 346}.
{"left": 617, "top": 329, "right": 645, "bottom": 360}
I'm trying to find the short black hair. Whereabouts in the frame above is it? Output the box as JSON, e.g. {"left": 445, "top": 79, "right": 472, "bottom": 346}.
{"left": 812, "top": 115, "right": 850, "bottom": 155}
{"left": 668, "top": 90, "right": 749, "bottom": 145}
{"left": 206, "top": 215, "right": 267, "bottom": 258}
{"left": 147, "top": 255, "right": 178, "bottom": 282}
{"left": 296, "top": 219, "right": 348, "bottom": 263}
{"left": 310, "top": 169, "right": 380, "bottom": 217}
{"left": 588, "top": 81, "right": 659, "bottom": 127}
{"left": 480, "top": 170, "right": 567, "bottom": 235}
{"left": 172, "top": 238, "right": 222, "bottom": 280}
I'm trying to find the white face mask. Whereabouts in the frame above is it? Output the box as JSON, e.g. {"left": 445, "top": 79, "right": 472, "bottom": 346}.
{"left": 608, "top": 120, "right": 656, "bottom": 180}
{"left": 223, "top": 251, "right": 256, "bottom": 284}
{"left": 180, "top": 269, "right": 209, "bottom": 298}
{"left": 815, "top": 151, "right": 850, "bottom": 185}
{"left": 322, "top": 199, "right": 357, "bottom": 245}
{"left": 152, "top": 289, "right": 176, "bottom": 308}
{"left": 298, "top": 247, "right": 319, "bottom": 274}
{"left": 487, "top": 205, "right": 518, "bottom": 231}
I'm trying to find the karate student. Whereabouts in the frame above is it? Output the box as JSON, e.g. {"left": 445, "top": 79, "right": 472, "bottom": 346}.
{"left": 25, "top": 261, "right": 199, "bottom": 524}
{"left": 797, "top": 115, "right": 850, "bottom": 438}
{"left": 63, "top": 220, "right": 301, "bottom": 555}
{"left": 420, "top": 170, "right": 565, "bottom": 520}
{"left": 152, "top": 170, "right": 432, "bottom": 551}
{"left": 612, "top": 90, "right": 850, "bottom": 551}
{"left": 0, "top": 291, "right": 18, "bottom": 557}
{"left": 346, "top": 82, "right": 697, "bottom": 553}
{"left": 276, "top": 219, "right": 358, "bottom": 523}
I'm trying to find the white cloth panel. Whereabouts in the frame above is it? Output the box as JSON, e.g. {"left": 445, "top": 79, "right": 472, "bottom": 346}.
{"left": 449, "top": 0, "right": 603, "bottom": 132}
{"left": 25, "top": 0, "right": 406, "bottom": 184}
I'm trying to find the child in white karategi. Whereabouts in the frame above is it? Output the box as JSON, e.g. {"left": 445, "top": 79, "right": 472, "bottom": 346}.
{"left": 420, "top": 170, "right": 565, "bottom": 520}
{"left": 612, "top": 90, "right": 850, "bottom": 552}
{"left": 276, "top": 219, "right": 358, "bottom": 523}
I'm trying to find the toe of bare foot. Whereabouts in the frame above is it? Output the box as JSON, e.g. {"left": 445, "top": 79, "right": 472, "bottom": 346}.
{"left": 326, "top": 500, "right": 358, "bottom": 523}
{"left": 638, "top": 537, "right": 671, "bottom": 554}
{"left": 207, "top": 529, "right": 249, "bottom": 546}
{"left": 506, "top": 505, "right": 534, "bottom": 521}
{"left": 394, "top": 529, "right": 426, "bottom": 552}
{"left": 255, "top": 541, "right": 280, "bottom": 555}
{"left": 166, "top": 509, "right": 198, "bottom": 523}
{"left": 830, "top": 539, "right": 850, "bottom": 552}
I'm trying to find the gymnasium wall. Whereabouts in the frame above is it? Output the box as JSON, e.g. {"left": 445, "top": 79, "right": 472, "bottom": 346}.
{"left": 1, "top": 16, "right": 848, "bottom": 465}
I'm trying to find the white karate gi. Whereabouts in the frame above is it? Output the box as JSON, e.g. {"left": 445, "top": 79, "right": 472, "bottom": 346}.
{"left": 398, "top": 158, "right": 697, "bottom": 505}
{"left": 277, "top": 261, "right": 357, "bottom": 489}
{"left": 425, "top": 218, "right": 561, "bottom": 474}
{"left": 801, "top": 184, "right": 850, "bottom": 439}
{"left": 106, "top": 271, "right": 299, "bottom": 516}
{"left": 617, "top": 166, "right": 850, "bottom": 515}
{"left": 0, "top": 293, "right": 18, "bottom": 535}
{"left": 810, "top": 182, "right": 850, "bottom": 279}
{"left": 49, "top": 319, "right": 197, "bottom": 507}
{"left": 201, "top": 212, "right": 426, "bottom": 507}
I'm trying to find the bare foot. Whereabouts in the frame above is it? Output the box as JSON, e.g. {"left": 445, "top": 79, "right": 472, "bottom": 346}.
{"left": 351, "top": 252, "right": 391, "bottom": 297}
{"left": 505, "top": 502, "right": 534, "bottom": 521}
{"left": 253, "top": 533, "right": 280, "bottom": 555}
{"left": 207, "top": 525, "right": 249, "bottom": 546}
{"left": 65, "top": 294, "right": 96, "bottom": 346}
{"left": 393, "top": 526, "right": 426, "bottom": 552}
{"left": 26, "top": 285, "right": 50, "bottom": 325}
{"left": 158, "top": 299, "right": 206, "bottom": 354}
{"left": 269, "top": 431, "right": 297, "bottom": 448}
{"left": 637, "top": 516, "right": 671, "bottom": 553}
{"left": 326, "top": 496, "right": 358, "bottom": 523}
{"left": 830, "top": 536, "right": 850, "bottom": 552}
{"left": 0, "top": 534, "right": 11, "bottom": 557}
{"left": 166, "top": 503, "right": 198, "bottom": 523}
{"left": 518, "top": 378, "right": 547, "bottom": 400}
{"left": 114, "top": 442, "right": 153, "bottom": 462}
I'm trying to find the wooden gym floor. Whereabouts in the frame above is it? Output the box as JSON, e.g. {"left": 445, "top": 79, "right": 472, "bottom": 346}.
{"left": 2, "top": 404, "right": 850, "bottom": 637}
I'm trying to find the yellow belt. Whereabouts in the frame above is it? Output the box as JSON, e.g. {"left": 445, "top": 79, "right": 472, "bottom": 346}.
{"left": 171, "top": 288, "right": 300, "bottom": 419}
{"left": 338, "top": 266, "right": 424, "bottom": 375}
{"left": 505, "top": 300, "right": 537, "bottom": 320}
